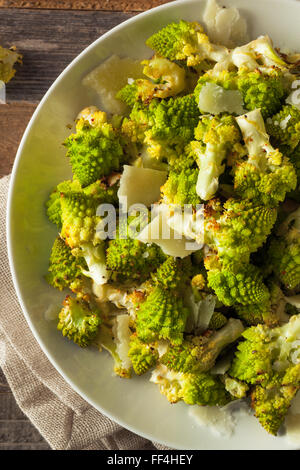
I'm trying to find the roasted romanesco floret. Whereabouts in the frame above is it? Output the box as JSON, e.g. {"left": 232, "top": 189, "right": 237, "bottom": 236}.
{"left": 46, "top": 180, "right": 81, "bottom": 228}
{"left": 150, "top": 364, "right": 231, "bottom": 406}
{"left": 57, "top": 295, "right": 101, "bottom": 347}
{"left": 204, "top": 198, "right": 277, "bottom": 263}
{"left": 233, "top": 109, "right": 297, "bottom": 206}
{"left": 117, "top": 56, "right": 186, "bottom": 103}
{"left": 160, "top": 318, "right": 244, "bottom": 373}
{"left": 135, "top": 258, "right": 191, "bottom": 345}
{"left": 144, "top": 94, "right": 200, "bottom": 162}
{"left": 205, "top": 258, "right": 270, "bottom": 307}
{"left": 161, "top": 167, "right": 200, "bottom": 206}
{"left": 146, "top": 20, "right": 229, "bottom": 67}
{"left": 268, "top": 207, "right": 300, "bottom": 290}
{"left": 60, "top": 190, "right": 103, "bottom": 249}
{"left": 229, "top": 315, "right": 300, "bottom": 434}
{"left": 190, "top": 114, "right": 242, "bottom": 200}
{"left": 64, "top": 110, "right": 124, "bottom": 187}
{"left": 234, "top": 280, "right": 286, "bottom": 327}
{"left": 106, "top": 216, "right": 166, "bottom": 283}
{"left": 128, "top": 334, "right": 159, "bottom": 375}
{"left": 46, "top": 236, "right": 88, "bottom": 292}
{"left": 237, "top": 70, "right": 286, "bottom": 119}
{"left": 46, "top": 179, "right": 117, "bottom": 228}
{"left": 266, "top": 105, "right": 300, "bottom": 151}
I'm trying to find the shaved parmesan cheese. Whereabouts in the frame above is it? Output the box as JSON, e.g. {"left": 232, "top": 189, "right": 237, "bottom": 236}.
{"left": 185, "top": 291, "right": 216, "bottom": 333}
{"left": 117, "top": 165, "right": 167, "bottom": 208}
{"left": 189, "top": 399, "right": 252, "bottom": 438}
{"left": 80, "top": 243, "right": 110, "bottom": 285}
{"left": 203, "top": 0, "right": 249, "bottom": 48}
{"left": 82, "top": 55, "right": 144, "bottom": 115}
{"left": 198, "top": 82, "right": 245, "bottom": 115}
{"left": 280, "top": 115, "right": 291, "bottom": 129}
{"left": 113, "top": 314, "right": 132, "bottom": 371}
{"left": 44, "top": 303, "right": 60, "bottom": 321}
{"left": 189, "top": 405, "right": 235, "bottom": 437}
{"left": 236, "top": 109, "right": 270, "bottom": 158}
{"left": 137, "top": 206, "right": 202, "bottom": 258}
{"left": 76, "top": 105, "right": 99, "bottom": 124}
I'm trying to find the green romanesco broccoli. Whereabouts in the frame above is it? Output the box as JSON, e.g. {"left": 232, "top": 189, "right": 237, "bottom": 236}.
{"left": 46, "top": 179, "right": 117, "bottom": 228}
{"left": 46, "top": 236, "right": 88, "bottom": 293}
{"left": 160, "top": 318, "right": 244, "bottom": 373}
{"left": 64, "top": 110, "right": 124, "bottom": 187}
{"left": 106, "top": 215, "right": 167, "bottom": 283}
{"left": 128, "top": 334, "right": 158, "bottom": 375}
{"left": 58, "top": 187, "right": 111, "bottom": 285}
{"left": 0, "top": 45, "right": 22, "bottom": 83}
{"left": 229, "top": 315, "right": 300, "bottom": 434}
{"left": 57, "top": 295, "right": 101, "bottom": 347}
{"left": 190, "top": 114, "right": 242, "bottom": 200}
{"left": 234, "top": 280, "right": 286, "bottom": 327}
{"left": 194, "top": 69, "right": 286, "bottom": 119}
{"left": 135, "top": 258, "right": 191, "bottom": 345}
{"left": 46, "top": 180, "right": 81, "bottom": 228}
{"left": 237, "top": 70, "right": 286, "bottom": 119}
{"left": 268, "top": 207, "right": 300, "bottom": 290}
{"left": 151, "top": 364, "right": 231, "bottom": 406}
{"left": 203, "top": 198, "right": 277, "bottom": 264}
{"left": 161, "top": 167, "right": 200, "bottom": 206}
{"left": 205, "top": 258, "right": 270, "bottom": 307}
{"left": 146, "top": 20, "right": 229, "bottom": 67}
{"left": 136, "top": 286, "right": 189, "bottom": 345}
{"left": 60, "top": 187, "right": 107, "bottom": 249}
{"left": 266, "top": 105, "right": 300, "bottom": 151}
{"left": 143, "top": 94, "right": 200, "bottom": 162}
{"left": 234, "top": 109, "right": 297, "bottom": 206}
{"left": 251, "top": 381, "right": 299, "bottom": 436}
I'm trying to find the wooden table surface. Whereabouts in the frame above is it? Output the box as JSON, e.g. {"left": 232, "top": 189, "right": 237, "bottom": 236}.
{"left": 0, "top": 0, "right": 170, "bottom": 450}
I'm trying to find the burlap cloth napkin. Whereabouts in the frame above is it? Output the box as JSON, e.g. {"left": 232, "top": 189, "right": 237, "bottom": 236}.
{"left": 0, "top": 174, "right": 170, "bottom": 450}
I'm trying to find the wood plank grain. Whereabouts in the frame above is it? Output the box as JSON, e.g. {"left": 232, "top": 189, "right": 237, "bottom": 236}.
{"left": 1, "top": 9, "right": 134, "bottom": 103}
{"left": 0, "top": 0, "right": 171, "bottom": 11}
{"left": 0, "top": 102, "right": 36, "bottom": 176}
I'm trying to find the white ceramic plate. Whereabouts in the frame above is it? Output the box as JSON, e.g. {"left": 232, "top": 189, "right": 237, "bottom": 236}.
{"left": 7, "top": 0, "right": 300, "bottom": 450}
